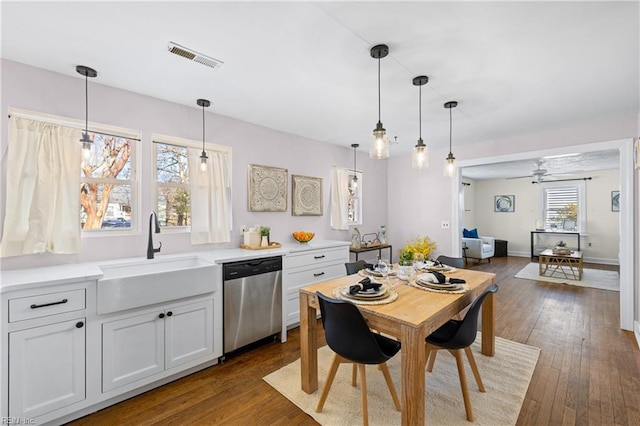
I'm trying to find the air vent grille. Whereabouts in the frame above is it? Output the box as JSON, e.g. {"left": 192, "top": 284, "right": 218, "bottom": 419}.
{"left": 167, "top": 42, "right": 223, "bottom": 70}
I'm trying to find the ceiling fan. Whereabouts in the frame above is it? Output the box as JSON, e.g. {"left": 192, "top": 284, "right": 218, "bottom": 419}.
{"left": 507, "top": 160, "right": 591, "bottom": 184}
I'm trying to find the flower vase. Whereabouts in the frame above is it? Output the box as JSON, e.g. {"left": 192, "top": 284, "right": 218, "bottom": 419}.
{"left": 261, "top": 236, "right": 269, "bottom": 247}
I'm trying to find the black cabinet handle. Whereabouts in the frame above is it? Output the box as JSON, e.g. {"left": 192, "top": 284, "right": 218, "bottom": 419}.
{"left": 30, "top": 298, "right": 68, "bottom": 309}
{"left": 76, "top": 321, "right": 84, "bottom": 328}
{"left": 167, "top": 311, "right": 173, "bottom": 317}
{"left": 159, "top": 313, "right": 165, "bottom": 319}
{"left": 313, "top": 272, "right": 325, "bottom": 277}
{"left": 314, "top": 255, "right": 325, "bottom": 259}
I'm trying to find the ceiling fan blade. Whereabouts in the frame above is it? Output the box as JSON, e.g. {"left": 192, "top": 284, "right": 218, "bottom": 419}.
{"left": 532, "top": 177, "right": 592, "bottom": 184}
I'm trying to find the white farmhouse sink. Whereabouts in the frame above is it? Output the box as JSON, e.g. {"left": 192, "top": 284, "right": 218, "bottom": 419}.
{"left": 97, "top": 256, "right": 220, "bottom": 314}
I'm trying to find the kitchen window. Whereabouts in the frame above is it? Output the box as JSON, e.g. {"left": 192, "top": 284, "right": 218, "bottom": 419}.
{"left": 153, "top": 135, "right": 232, "bottom": 241}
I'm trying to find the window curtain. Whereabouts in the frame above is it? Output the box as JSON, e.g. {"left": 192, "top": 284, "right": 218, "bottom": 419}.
{"left": 330, "top": 166, "right": 350, "bottom": 230}
{"left": 188, "top": 148, "right": 231, "bottom": 244}
{"left": 0, "top": 117, "right": 81, "bottom": 257}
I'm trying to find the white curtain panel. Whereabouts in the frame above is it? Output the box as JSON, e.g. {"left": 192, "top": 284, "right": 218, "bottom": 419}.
{"left": 330, "top": 166, "right": 350, "bottom": 230}
{"left": 188, "top": 148, "right": 231, "bottom": 244}
{"left": 0, "top": 117, "right": 81, "bottom": 257}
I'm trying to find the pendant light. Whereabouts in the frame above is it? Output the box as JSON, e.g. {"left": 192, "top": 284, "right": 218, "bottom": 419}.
{"left": 444, "top": 101, "right": 458, "bottom": 177}
{"left": 77, "top": 65, "right": 97, "bottom": 161}
{"left": 196, "top": 98, "right": 210, "bottom": 172}
{"left": 369, "top": 44, "right": 389, "bottom": 159}
{"left": 412, "top": 75, "right": 429, "bottom": 169}
{"left": 350, "top": 143, "right": 359, "bottom": 193}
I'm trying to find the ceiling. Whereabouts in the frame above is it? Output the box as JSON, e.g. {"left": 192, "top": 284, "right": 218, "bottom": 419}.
{"left": 1, "top": 1, "right": 638, "bottom": 173}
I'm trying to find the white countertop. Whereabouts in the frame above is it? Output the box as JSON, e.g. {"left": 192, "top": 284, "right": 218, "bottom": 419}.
{"left": 0, "top": 240, "right": 350, "bottom": 293}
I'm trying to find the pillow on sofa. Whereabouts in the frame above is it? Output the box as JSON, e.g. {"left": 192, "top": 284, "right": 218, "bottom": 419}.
{"left": 463, "top": 228, "right": 479, "bottom": 238}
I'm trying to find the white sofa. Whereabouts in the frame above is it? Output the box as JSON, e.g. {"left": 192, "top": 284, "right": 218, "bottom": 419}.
{"left": 462, "top": 236, "right": 495, "bottom": 263}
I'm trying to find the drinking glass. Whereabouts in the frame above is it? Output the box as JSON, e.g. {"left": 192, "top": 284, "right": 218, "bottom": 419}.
{"left": 377, "top": 258, "right": 390, "bottom": 287}
{"left": 414, "top": 253, "right": 425, "bottom": 270}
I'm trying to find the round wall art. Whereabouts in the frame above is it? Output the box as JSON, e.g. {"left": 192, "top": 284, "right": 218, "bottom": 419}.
{"left": 494, "top": 195, "right": 515, "bottom": 212}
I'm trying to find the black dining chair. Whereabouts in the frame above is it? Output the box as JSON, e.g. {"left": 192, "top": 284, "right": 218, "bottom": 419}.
{"left": 315, "top": 292, "right": 401, "bottom": 425}
{"left": 436, "top": 255, "right": 465, "bottom": 269}
{"left": 424, "top": 284, "right": 499, "bottom": 422}
{"left": 345, "top": 259, "right": 368, "bottom": 276}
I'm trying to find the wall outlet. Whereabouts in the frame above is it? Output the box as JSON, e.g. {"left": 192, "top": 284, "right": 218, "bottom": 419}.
{"left": 441, "top": 221, "right": 450, "bottom": 230}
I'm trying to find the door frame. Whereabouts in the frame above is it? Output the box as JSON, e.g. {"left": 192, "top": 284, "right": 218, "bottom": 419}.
{"left": 452, "top": 138, "right": 635, "bottom": 331}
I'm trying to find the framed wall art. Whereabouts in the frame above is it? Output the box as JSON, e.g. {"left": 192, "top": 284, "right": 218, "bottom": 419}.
{"left": 611, "top": 190, "right": 620, "bottom": 212}
{"left": 248, "top": 164, "right": 288, "bottom": 212}
{"left": 292, "top": 175, "right": 322, "bottom": 216}
{"left": 494, "top": 195, "right": 515, "bottom": 212}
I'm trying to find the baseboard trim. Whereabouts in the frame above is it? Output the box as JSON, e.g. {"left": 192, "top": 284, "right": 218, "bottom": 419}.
{"left": 635, "top": 321, "right": 640, "bottom": 350}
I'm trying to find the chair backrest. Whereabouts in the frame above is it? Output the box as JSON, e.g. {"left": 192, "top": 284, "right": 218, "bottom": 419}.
{"left": 316, "top": 292, "right": 392, "bottom": 364}
{"left": 436, "top": 255, "right": 465, "bottom": 269}
{"left": 345, "top": 260, "right": 367, "bottom": 276}
{"left": 447, "top": 284, "right": 499, "bottom": 348}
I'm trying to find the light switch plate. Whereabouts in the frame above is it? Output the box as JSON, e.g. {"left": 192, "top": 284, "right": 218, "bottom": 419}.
{"left": 441, "top": 221, "right": 450, "bottom": 230}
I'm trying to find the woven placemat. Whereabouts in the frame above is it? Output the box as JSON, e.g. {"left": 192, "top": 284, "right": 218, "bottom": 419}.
{"left": 332, "top": 286, "right": 399, "bottom": 305}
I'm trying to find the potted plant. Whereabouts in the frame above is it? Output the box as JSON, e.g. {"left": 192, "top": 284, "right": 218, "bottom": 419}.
{"left": 398, "top": 249, "right": 414, "bottom": 266}
{"left": 260, "top": 226, "right": 270, "bottom": 247}
{"left": 402, "top": 235, "right": 437, "bottom": 261}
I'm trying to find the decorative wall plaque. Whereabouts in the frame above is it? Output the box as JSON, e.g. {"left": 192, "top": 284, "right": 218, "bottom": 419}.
{"left": 292, "top": 175, "right": 322, "bottom": 216}
{"left": 248, "top": 164, "right": 288, "bottom": 212}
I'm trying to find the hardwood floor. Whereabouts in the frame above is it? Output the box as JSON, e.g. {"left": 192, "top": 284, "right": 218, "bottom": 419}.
{"left": 68, "top": 256, "right": 639, "bottom": 425}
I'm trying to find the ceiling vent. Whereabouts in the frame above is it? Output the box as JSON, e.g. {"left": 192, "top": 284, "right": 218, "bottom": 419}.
{"left": 167, "top": 42, "right": 223, "bottom": 70}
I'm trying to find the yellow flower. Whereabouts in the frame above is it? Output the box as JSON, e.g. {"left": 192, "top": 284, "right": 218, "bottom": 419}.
{"left": 402, "top": 235, "right": 437, "bottom": 260}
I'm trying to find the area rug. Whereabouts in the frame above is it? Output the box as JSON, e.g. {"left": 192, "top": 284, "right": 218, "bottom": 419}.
{"left": 264, "top": 335, "right": 539, "bottom": 425}
{"left": 515, "top": 262, "right": 619, "bottom": 291}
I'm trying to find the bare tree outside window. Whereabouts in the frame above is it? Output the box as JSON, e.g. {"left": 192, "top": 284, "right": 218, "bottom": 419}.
{"left": 155, "top": 142, "right": 190, "bottom": 227}
{"left": 81, "top": 134, "right": 133, "bottom": 230}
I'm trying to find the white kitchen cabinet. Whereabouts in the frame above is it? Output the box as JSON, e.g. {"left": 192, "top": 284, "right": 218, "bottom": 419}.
{"left": 9, "top": 318, "right": 86, "bottom": 418}
{"left": 102, "top": 299, "right": 213, "bottom": 392}
{"left": 283, "top": 245, "right": 349, "bottom": 326}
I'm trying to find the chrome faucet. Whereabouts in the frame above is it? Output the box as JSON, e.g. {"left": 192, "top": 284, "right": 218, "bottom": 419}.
{"left": 147, "top": 211, "right": 162, "bottom": 259}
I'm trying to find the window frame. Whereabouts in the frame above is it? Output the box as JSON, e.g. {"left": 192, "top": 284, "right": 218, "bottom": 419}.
{"left": 152, "top": 133, "right": 232, "bottom": 234}
{"left": 537, "top": 180, "right": 587, "bottom": 233}
{"left": 8, "top": 108, "right": 141, "bottom": 237}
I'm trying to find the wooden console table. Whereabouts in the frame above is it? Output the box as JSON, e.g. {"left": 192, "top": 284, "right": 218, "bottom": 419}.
{"left": 349, "top": 244, "right": 392, "bottom": 261}
{"left": 538, "top": 249, "right": 583, "bottom": 280}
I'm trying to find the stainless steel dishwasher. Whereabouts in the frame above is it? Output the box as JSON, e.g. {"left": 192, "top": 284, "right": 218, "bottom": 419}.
{"left": 223, "top": 256, "right": 282, "bottom": 354}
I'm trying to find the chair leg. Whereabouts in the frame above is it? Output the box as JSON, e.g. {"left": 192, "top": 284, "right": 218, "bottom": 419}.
{"left": 358, "top": 364, "right": 369, "bottom": 426}
{"left": 352, "top": 363, "right": 358, "bottom": 386}
{"left": 450, "top": 349, "right": 474, "bottom": 422}
{"left": 379, "top": 362, "right": 401, "bottom": 411}
{"left": 426, "top": 345, "right": 438, "bottom": 372}
{"left": 316, "top": 354, "right": 342, "bottom": 413}
{"left": 464, "top": 346, "right": 485, "bottom": 392}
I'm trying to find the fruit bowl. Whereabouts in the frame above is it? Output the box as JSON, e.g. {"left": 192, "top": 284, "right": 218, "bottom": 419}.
{"left": 292, "top": 231, "right": 315, "bottom": 243}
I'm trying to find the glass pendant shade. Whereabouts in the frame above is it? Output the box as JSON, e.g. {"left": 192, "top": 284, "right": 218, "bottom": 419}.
{"left": 412, "top": 140, "right": 428, "bottom": 169}
{"left": 370, "top": 122, "right": 389, "bottom": 159}
{"left": 444, "top": 153, "right": 457, "bottom": 177}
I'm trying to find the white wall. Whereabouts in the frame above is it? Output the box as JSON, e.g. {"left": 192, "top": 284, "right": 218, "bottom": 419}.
{"left": 467, "top": 169, "right": 620, "bottom": 263}
{"left": 0, "top": 60, "right": 389, "bottom": 270}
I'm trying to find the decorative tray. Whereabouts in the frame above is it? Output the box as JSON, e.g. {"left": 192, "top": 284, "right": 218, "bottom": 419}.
{"left": 239, "top": 242, "right": 282, "bottom": 250}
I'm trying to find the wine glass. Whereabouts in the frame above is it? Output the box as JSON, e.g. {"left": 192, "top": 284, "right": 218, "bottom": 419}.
{"left": 377, "top": 258, "right": 390, "bottom": 287}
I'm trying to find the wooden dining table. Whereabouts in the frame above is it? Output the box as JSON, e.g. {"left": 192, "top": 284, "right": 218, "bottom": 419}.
{"left": 298, "top": 268, "right": 497, "bottom": 426}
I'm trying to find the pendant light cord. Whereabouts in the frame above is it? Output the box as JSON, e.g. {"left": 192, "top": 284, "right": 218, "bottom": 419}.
{"left": 377, "top": 57, "right": 381, "bottom": 123}
{"left": 419, "top": 84, "right": 422, "bottom": 139}
{"left": 202, "top": 104, "right": 205, "bottom": 151}
{"left": 448, "top": 106, "right": 453, "bottom": 154}
{"left": 84, "top": 74, "right": 88, "bottom": 133}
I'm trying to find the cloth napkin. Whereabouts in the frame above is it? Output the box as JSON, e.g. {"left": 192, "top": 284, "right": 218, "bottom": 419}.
{"left": 349, "top": 277, "right": 382, "bottom": 295}
{"left": 419, "top": 271, "right": 466, "bottom": 284}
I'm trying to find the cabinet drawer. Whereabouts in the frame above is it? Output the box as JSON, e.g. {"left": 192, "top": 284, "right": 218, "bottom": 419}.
{"left": 285, "top": 262, "right": 345, "bottom": 289}
{"left": 286, "top": 247, "right": 347, "bottom": 270}
{"left": 9, "top": 289, "right": 86, "bottom": 322}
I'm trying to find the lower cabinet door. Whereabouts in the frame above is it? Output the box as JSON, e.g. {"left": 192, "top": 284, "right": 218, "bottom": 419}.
{"left": 165, "top": 300, "right": 213, "bottom": 369}
{"left": 102, "top": 311, "right": 164, "bottom": 392}
{"left": 9, "top": 318, "right": 86, "bottom": 418}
